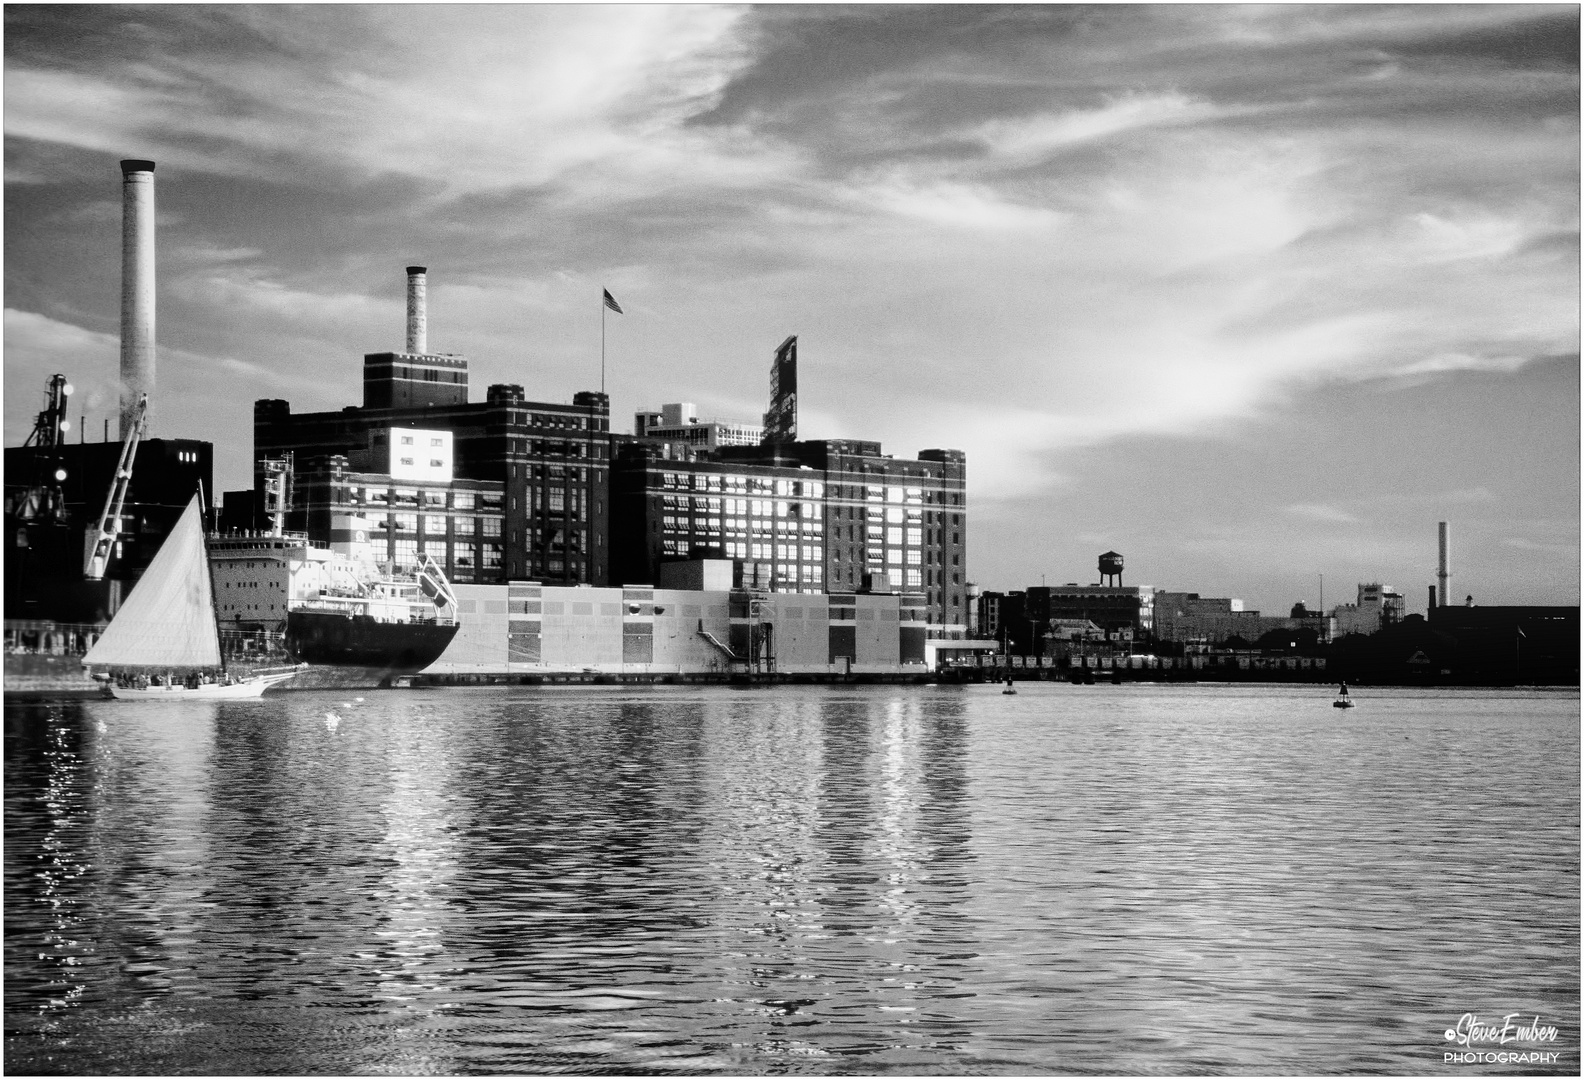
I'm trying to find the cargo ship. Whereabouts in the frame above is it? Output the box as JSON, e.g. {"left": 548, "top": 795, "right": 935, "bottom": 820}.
{"left": 210, "top": 529, "right": 458, "bottom": 688}
{"left": 284, "top": 578, "right": 459, "bottom": 670}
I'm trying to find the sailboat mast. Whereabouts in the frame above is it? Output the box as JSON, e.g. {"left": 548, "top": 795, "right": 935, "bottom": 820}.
{"left": 199, "top": 482, "right": 226, "bottom": 674}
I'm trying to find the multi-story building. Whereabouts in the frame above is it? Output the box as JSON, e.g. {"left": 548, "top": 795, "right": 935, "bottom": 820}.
{"left": 1031, "top": 583, "right": 1156, "bottom": 644}
{"left": 287, "top": 453, "right": 506, "bottom": 584}
{"left": 610, "top": 437, "right": 968, "bottom": 629}
{"left": 1331, "top": 582, "right": 1405, "bottom": 636}
{"left": 634, "top": 403, "right": 763, "bottom": 448}
{"left": 977, "top": 590, "right": 1023, "bottom": 650}
{"left": 610, "top": 441, "right": 834, "bottom": 593}
{"left": 250, "top": 268, "right": 612, "bottom": 586}
{"left": 254, "top": 381, "right": 610, "bottom": 586}
{"left": 1153, "top": 592, "right": 1263, "bottom": 645}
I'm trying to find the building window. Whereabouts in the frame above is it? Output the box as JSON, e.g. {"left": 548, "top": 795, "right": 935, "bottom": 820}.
{"left": 453, "top": 517, "right": 474, "bottom": 535}
{"left": 453, "top": 492, "right": 475, "bottom": 510}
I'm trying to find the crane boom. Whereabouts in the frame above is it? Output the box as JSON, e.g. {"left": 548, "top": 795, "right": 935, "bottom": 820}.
{"left": 83, "top": 394, "right": 148, "bottom": 581}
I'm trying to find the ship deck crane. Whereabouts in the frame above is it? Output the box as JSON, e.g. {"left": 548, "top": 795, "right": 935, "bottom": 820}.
{"left": 84, "top": 394, "right": 148, "bottom": 581}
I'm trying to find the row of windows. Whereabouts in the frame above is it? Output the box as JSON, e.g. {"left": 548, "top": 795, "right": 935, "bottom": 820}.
{"left": 368, "top": 365, "right": 466, "bottom": 383}
{"left": 353, "top": 487, "right": 501, "bottom": 511}
{"left": 661, "top": 515, "right": 821, "bottom": 535}
{"left": 508, "top": 411, "right": 594, "bottom": 431}
{"left": 659, "top": 473, "right": 825, "bottom": 498}
{"left": 835, "top": 506, "right": 962, "bottom": 528}
{"left": 378, "top": 514, "right": 500, "bottom": 537}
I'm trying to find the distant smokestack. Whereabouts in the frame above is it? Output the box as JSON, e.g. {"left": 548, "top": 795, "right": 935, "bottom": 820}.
{"left": 119, "top": 159, "right": 156, "bottom": 437}
{"left": 405, "top": 266, "right": 427, "bottom": 354}
{"left": 1437, "top": 521, "right": 1450, "bottom": 609}
{"left": 1428, "top": 585, "right": 1437, "bottom": 611}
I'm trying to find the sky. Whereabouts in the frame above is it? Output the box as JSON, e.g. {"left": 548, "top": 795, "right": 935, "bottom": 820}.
{"left": 4, "top": 3, "right": 1578, "bottom": 613}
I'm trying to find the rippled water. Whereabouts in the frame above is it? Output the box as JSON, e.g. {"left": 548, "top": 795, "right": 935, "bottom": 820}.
{"left": 5, "top": 684, "right": 1578, "bottom": 1075}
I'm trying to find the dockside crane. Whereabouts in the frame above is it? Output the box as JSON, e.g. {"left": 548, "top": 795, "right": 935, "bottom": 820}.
{"left": 83, "top": 394, "right": 148, "bottom": 581}
{"left": 4, "top": 374, "right": 75, "bottom": 524}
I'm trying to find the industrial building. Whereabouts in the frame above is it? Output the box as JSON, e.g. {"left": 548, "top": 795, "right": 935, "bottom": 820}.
{"left": 426, "top": 578, "right": 929, "bottom": 676}
{"left": 250, "top": 269, "right": 612, "bottom": 586}
{"left": 610, "top": 437, "right": 968, "bottom": 629}
{"left": 3, "top": 161, "right": 213, "bottom": 625}
{"left": 1330, "top": 582, "right": 1405, "bottom": 637}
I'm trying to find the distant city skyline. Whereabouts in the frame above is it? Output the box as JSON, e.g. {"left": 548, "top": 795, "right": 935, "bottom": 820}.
{"left": 4, "top": 4, "right": 1578, "bottom": 614}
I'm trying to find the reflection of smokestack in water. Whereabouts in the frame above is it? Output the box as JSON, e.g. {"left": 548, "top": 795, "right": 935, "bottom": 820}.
{"left": 120, "top": 159, "right": 156, "bottom": 437}
{"left": 405, "top": 266, "right": 427, "bottom": 354}
{"left": 1437, "top": 521, "right": 1450, "bottom": 608}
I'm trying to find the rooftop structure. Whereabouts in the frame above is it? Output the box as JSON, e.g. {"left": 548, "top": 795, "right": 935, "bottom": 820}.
{"left": 635, "top": 402, "right": 764, "bottom": 449}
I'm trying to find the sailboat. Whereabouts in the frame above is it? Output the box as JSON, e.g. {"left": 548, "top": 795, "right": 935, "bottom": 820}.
{"left": 83, "top": 495, "right": 300, "bottom": 699}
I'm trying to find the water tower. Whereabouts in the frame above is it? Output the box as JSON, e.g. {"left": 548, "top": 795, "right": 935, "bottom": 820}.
{"left": 1099, "top": 551, "right": 1124, "bottom": 587}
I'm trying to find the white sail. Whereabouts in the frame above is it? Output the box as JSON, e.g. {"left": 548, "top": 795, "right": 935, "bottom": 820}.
{"left": 84, "top": 495, "right": 222, "bottom": 669}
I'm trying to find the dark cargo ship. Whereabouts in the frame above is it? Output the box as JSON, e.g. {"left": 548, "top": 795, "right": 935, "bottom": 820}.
{"left": 285, "top": 609, "right": 457, "bottom": 670}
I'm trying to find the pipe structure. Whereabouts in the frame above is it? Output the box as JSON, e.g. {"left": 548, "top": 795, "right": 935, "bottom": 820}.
{"left": 405, "top": 266, "right": 427, "bottom": 354}
{"left": 119, "top": 160, "right": 157, "bottom": 438}
{"left": 1437, "top": 521, "right": 1450, "bottom": 609}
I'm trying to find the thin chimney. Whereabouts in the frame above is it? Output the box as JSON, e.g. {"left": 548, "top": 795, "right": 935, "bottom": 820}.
{"left": 1437, "top": 521, "right": 1450, "bottom": 609}
{"left": 405, "top": 266, "right": 427, "bottom": 354}
{"left": 119, "top": 159, "right": 157, "bottom": 437}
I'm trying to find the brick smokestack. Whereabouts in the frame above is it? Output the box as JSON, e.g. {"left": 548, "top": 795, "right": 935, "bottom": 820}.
{"left": 119, "top": 159, "right": 156, "bottom": 437}
{"left": 405, "top": 265, "right": 427, "bottom": 354}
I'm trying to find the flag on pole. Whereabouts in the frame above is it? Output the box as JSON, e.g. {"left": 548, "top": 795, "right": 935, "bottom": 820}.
{"left": 603, "top": 289, "right": 624, "bottom": 314}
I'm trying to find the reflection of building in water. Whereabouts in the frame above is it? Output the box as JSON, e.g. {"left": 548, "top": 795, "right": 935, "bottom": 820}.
{"left": 685, "top": 692, "right": 973, "bottom": 1055}
{"left": 370, "top": 702, "right": 462, "bottom": 1009}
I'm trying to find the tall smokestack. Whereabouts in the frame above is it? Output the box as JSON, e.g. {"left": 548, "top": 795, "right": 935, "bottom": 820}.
{"left": 405, "top": 266, "right": 427, "bottom": 354}
{"left": 119, "top": 159, "right": 156, "bottom": 437}
{"left": 1437, "top": 521, "right": 1450, "bottom": 609}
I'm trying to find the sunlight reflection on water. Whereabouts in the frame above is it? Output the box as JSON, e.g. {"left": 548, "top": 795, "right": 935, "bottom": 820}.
{"left": 5, "top": 684, "right": 1578, "bottom": 1074}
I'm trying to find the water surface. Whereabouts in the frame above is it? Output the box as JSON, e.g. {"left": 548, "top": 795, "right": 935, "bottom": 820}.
{"left": 5, "top": 684, "right": 1578, "bottom": 1074}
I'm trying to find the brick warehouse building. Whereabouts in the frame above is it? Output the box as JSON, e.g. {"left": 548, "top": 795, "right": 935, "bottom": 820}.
{"left": 611, "top": 437, "right": 968, "bottom": 630}
{"left": 252, "top": 380, "right": 611, "bottom": 586}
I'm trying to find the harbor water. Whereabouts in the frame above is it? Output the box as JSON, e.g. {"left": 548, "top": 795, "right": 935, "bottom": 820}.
{"left": 5, "top": 684, "right": 1578, "bottom": 1074}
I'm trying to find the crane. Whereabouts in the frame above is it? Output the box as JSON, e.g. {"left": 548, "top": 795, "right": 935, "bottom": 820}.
{"left": 83, "top": 394, "right": 148, "bottom": 581}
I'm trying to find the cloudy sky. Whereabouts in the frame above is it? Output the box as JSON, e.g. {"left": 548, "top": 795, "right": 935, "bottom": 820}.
{"left": 5, "top": 4, "right": 1578, "bottom": 612}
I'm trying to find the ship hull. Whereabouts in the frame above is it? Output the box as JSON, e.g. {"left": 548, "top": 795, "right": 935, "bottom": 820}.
{"left": 285, "top": 610, "right": 458, "bottom": 673}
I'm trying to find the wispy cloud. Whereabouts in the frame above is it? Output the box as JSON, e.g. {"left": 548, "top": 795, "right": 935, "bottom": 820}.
{"left": 3, "top": 4, "right": 1576, "bottom": 608}
{"left": 1286, "top": 503, "right": 1361, "bottom": 525}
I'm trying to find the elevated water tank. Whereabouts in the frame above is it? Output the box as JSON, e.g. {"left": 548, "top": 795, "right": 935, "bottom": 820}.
{"left": 1099, "top": 551, "right": 1123, "bottom": 587}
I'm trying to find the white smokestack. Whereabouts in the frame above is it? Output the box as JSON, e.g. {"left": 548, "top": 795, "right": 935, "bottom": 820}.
{"left": 119, "top": 159, "right": 156, "bottom": 437}
{"left": 405, "top": 265, "right": 427, "bottom": 354}
{"left": 1437, "top": 521, "right": 1450, "bottom": 609}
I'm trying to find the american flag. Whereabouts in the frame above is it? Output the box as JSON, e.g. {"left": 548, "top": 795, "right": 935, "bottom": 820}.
{"left": 603, "top": 289, "right": 623, "bottom": 314}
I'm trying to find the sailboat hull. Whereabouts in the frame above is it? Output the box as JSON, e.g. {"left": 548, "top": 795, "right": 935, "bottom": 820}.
{"left": 107, "top": 670, "right": 298, "bottom": 700}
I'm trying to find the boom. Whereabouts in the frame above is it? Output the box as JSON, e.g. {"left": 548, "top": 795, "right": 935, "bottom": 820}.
{"left": 83, "top": 394, "right": 148, "bottom": 581}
